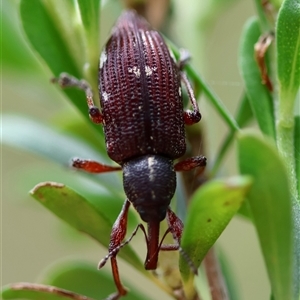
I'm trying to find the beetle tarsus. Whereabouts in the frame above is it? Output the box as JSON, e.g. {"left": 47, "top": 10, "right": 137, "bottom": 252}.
{"left": 174, "top": 156, "right": 207, "bottom": 172}
{"left": 88, "top": 106, "right": 103, "bottom": 124}
{"left": 180, "top": 71, "right": 201, "bottom": 125}
{"left": 52, "top": 72, "right": 104, "bottom": 124}
{"left": 109, "top": 257, "right": 128, "bottom": 299}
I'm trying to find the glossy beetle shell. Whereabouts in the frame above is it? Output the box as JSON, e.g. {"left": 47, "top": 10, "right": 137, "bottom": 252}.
{"left": 99, "top": 10, "right": 186, "bottom": 164}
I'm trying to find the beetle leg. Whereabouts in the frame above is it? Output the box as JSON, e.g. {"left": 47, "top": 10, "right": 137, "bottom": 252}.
{"left": 99, "top": 222, "right": 147, "bottom": 270}
{"left": 98, "top": 200, "right": 149, "bottom": 299}
{"left": 72, "top": 158, "right": 122, "bottom": 173}
{"left": 165, "top": 208, "right": 183, "bottom": 244}
{"left": 176, "top": 49, "right": 202, "bottom": 125}
{"left": 174, "top": 155, "right": 207, "bottom": 172}
{"left": 180, "top": 71, "right": 202, "bottom": 125}
{"left": 52, "top": 73, "right": 103, "bottom": 124}
{"left": 163, "top": 208, "right": 198, "bottom": 275}
{"left": 98, "top": 199, "right": 131, "bottom": 298}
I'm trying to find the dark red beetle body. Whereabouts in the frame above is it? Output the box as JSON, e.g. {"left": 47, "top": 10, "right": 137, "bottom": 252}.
{"left": 100, "top": 11, "right": 186, "bottom": 163}
{"left": 100, "top": 11, "right": 186, "bottom": 224}
{"left": 55, "top": 10, "right": 206, "bottom": 300}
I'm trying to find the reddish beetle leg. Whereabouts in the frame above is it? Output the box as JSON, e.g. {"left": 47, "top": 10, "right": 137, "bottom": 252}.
{"left": 52, "top": 73, "right": 103, "bottom": 124}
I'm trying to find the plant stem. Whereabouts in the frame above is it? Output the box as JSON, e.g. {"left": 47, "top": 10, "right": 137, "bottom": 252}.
{"left": 276, "top": 99, "right": 300, "bottom": 299}
{"left": 276, "top": 120, "right": 299, "bottom": 203}
{"left": 203, "top": 248, "right": 229, "bottom": 300}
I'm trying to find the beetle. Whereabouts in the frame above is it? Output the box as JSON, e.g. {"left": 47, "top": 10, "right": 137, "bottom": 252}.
{"left": 54, "top": 10, "right": 206, "bottom": 300}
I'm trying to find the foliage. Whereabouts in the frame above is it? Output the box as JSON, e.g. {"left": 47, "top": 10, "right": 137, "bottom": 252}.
{"left": 2, "top": 0, "right": 299, "bottom": 299}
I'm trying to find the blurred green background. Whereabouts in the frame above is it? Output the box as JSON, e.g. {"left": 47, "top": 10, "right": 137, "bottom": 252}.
{"left": 2, "top": 0, "right": 269, "bottom": 299}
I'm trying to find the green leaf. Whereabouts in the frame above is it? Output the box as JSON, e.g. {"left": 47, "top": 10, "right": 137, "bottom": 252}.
{"left": 2, "top": 0, "right": 38, "bottom": 71}
{"left": 238, "top": 131, "right": 293, "bottom": 300}
{"left": 179, "top": 176, "right": 251, "bottom": 295}
{"left": 235, "top": 93, "right": 254, "bottom": 128}
{"left": 1, "top": 283, "right": 94, "bottom": 300}
{"left": 76, "top": 0, "right": 101, "bottom": 86}
{"left": 2, "top": 115, "right": 107, "bottom": 165}
{"left": 167, "top": 42, "right": 239, "bottom": 132}
{"left": 276, "top": 0, "right": 300, "bottom": 127}
{"left": 295, "top": 115, "right": 300, "bottom": 198}
{"left": 77, "top": 0, "right": 100, "bottom": 36}
{"left": 2, "top": 115, "right": 121, "bottom": 194}
{"left": 211, "top": 93, "right": 253, "bottom": 177}
{"left": 30, "top": 182, "right": 144, "bottom": 273}
{"left": 253, "top": 0, "right": 274, "bottom": 31}
{"left": 43, "top": 260, "right": 150, "bottom": 300}
{"left": 239, "top": 17, "right": 275, "bottom": 138}
{"left": 1, "top": 260, "right": 151, "bottom": 300}
{"left": 19, "top": 0, "right": 100, "bottom": 123}
{"left": 20, "top": 0, "right": 79, "bottom": 77}
{"left": 76, "top": 0, "right": 100, "bottom": 51}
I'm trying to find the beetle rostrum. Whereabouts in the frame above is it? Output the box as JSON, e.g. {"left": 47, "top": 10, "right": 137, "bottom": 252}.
{"left": 53, "top": 9, "right": 206, "bottom": 300}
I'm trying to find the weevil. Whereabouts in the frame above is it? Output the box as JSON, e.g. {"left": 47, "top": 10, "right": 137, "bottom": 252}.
{"left": 54, "top": 10, "right": 206, "bottom": 300}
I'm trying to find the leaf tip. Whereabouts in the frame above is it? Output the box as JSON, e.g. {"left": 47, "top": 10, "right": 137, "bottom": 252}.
{"left": 30, "top": 181, "right": 65, "bottom": 196}
{"left": 225, "top": 175, "right": 253, "bottom": 189}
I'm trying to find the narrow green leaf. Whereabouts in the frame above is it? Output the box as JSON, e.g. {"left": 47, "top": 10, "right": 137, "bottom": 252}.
{"left": 235, "top": 93, "right": 254, "bottom": 127}
{"left": 1, "top": 260, "right": 153, "bottom": 300}
{"left": 239, "top": 17, "right": 275, "bottom": 138}
{"left": 211, "top": 93, "right": 253, "bottom": 177}
{"left": 186, "top": 63, "right": 240, "bottom": 132}
{"left": 19, "top": 0, "right": 99, "bottom": 123}
{"left": 167, "top": 42, "right": 239, "bottom": 132}
{"left": 276, "top": 0, "right": 300, "bottom": 126}
{"left": 253, "top": 0, "right": 274, "bottom": 31}
{"left": 43, "top": 260, "right": 150, "bottom": 300}
{"left": 77, "top": 0, "right": 100, "bottom": 35}
{"left": 2, "top": 0, "right": 38, "bottom": 71}
{"left": 238, "top": 131, "right": 293, "bottom": 300}
{"left": 1, "top": 283, "right": 94, "bottom": 300}
{"left": 179, "top": 176, "right": 251, "bottom": 287}
{"left": 30, "top": 182, "right": 144, "bottom": 273}
{"left": 295, "top": 115, "right": 300, "bottom": 198}
{"left": 76, "top": 0, "right": 100, "bottom": 85}
{"left": 2, "top": 115, "right": 107, "bottom": 165}
{"left": 20, "top": 0, "right": 79, "bottom": 77}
